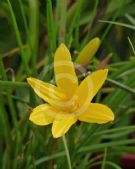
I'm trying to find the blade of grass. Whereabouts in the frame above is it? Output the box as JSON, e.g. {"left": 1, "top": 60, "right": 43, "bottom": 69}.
{"left": 28, "top": 0, "right": 39, "bottom": 75}
{"left": 104, "top": 72, "right": 135, "bottom": 111}
{"left": 74, "top": 0, "right": 83, "bottom": 50}
{"left": 0, "top": 92, "right": 12, "bottom": 169}
{"left": 28, "top": 138, "right": 135, "bottom": 168}
{"left": 125, "top": 13, "right": 135, "bottom": 25}
{"left": 81, "top": 0, "right": 99, "bottom": 47}
{"left": 58, "top": 0, "right": 67, "bottom": 44}
{"left": 110, "top": 60, "right": 135, "bottom": 78}
{"left": 65, "top": 0, "right": 83, "bottom": 47}
{"left": 101, "top": 148, "right": 107, "bottom": 169}
{"left": 102, "top": 130, "right": 135, "bottom": 139}
{"left": 2, "top": 149, "right": 11, "bottom": 169}
{"left": 0, "top": 81, "right": 28, "bottom": 88}
{"left": 17, "top": 0, "right": 33, "bottom": 54}
{"left": 78, "top": 139, "right": 135, "bottom": 153}
{"left": 113, "top": 146, "right": 135, "bottom": 153}
{"left": 0, "top": 91, "right": 13, "bottom": 150}
{"left": 0, "top": 57, "right": 21, "bottom": 169}
{"left": 99, "top": 20, "right": 135, "bottom": 30}
{"left": 0, "top": 59, "right": 13, "bottom": 151}
{"left": 43, "top": 0, "right": 57, "bottom": 81}
{"left": 28, "top": 152, "right": 65, "bottom": 169}
{"left": 6, "top": 0, "right": 30, "bottom": 76}
{"left": 62, "top": 135, "right": 72, "bottom": 169}
{"left": 2, "top": 91, "right": 29, "bottom": 104}
{"left": 127, "top": 36, "right": 135, "bottom": 56}
{"left": 17, "top": 0, "right": 37, "bottom": 76}
{"left": 93, "top": 125, "right": 135, "bottom": 136}
{"left": 118, "top": 68, "right": 135, "bottom": 79}
{"left": 101, "top": 12, "right": 119, "bottom": 42}
{"left": 101, "top": 0, "right": 126, "bottom": 41}
{"left": 0, "top": 58, "right": 18, "bottom": 129}
{"left": 107, "top": 78, "right": 135, "bottom": 94}
{"left": 47, "top": 0, "right": 56, "bottom": 58}
{"left": 90, "top": 161, "right": 122, "bottom": 169}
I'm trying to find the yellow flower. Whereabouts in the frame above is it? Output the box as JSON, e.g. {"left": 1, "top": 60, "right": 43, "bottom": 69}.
{"left": 27, "top": 44, "right": 114, "bottom": 138}
{"left": 76, "top": 37, "right": 100, "bottom": 65}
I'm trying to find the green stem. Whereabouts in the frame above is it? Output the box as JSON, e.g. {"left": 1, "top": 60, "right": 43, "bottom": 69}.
{"left": 62, "top": 135, "right": 72, "bottom": 169}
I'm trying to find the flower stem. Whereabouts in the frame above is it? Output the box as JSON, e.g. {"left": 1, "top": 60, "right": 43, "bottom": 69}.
{"left": 62, "top": 135, "right": 72, "bottom": 169}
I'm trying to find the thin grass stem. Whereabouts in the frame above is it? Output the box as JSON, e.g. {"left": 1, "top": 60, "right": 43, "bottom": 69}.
{"left": 62, "top": 135, "right": 72, "bottom": 169}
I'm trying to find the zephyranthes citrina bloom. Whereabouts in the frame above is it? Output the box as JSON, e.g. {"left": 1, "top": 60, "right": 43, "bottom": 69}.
{"left": 76, "top": 37, "right": 100, "bottom": 65}
{"left": 27, "top": 44, "right": 114, "bottom": 138}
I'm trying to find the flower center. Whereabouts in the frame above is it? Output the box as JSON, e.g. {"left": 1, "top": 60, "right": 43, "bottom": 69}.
{"left": 52, "top": 94, "right": 79, "bottom": 113}
{"left": 69, "top": 101, "right": 78, "bottom": 112}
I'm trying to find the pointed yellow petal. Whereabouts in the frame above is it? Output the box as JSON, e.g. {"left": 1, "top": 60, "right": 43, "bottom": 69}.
{"left": 78, "top": 103, "right": 114, "bottom": 124}
{"left": 54, "top": 44, "right": 78, "bottom": 99}
{"left": 88, "top": 69, "right": 108, "bottom": 98}
{"left": 75, "top": 69, "right": 108, "bottom": 108}
{"left": 29, "top": 104, "right": 58, "bottom": 125}
{"left": 27, "top": 77, "right": 67, "bottom": 108}
{"left": 52, "top": 116, "right": 77, "bottom": 138}
{"left": 76, "top": 38, "right": 100, "bottom": 65}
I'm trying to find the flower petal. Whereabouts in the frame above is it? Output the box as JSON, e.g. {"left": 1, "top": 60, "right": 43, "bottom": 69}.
{"left": 54, "top": 44, "right": 78, "bottom": 99}
{"left": 78, "top": 103, "right": 114, "bottom": 124}
{"left": 88, "top": 69, "right": 108, "bottom": 99}
{"left": 27, "top": 77, "right": 67, "bottom": 108}
{"left": 52, "top": 116, "right": 77, "bottom": 138}
{"left": 76, "top": 38, "right": 100, "bottom": 65}
{"left": 75, "top": 69, "right": 108, "bottom": 107}
{"left": 29, "top": 104, "right": 58, "bottom": 125}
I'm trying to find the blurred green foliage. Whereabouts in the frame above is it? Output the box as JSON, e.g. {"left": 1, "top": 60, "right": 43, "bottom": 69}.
{"left": 0, "top": 0, "right": 135, "bottom": 169}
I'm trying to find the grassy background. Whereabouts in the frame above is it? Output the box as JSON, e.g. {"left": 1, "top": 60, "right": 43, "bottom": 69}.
{"left": 0, "top": 0, "right": 135, "bottom": 169}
